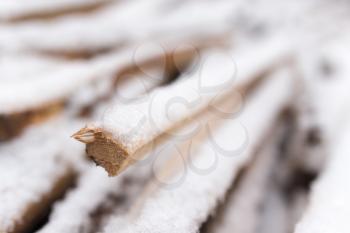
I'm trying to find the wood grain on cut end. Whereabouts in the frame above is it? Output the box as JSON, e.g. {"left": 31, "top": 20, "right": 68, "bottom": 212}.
{"left": 73, "top": 127, "right": 130, "bottom": 176}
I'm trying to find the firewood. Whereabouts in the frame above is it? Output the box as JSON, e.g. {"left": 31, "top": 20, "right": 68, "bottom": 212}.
{"left": 73, "top": 36, "right": 292, "bottom": 176}
{"left": 102, "top": 68, "right": 294, "bottom": 233}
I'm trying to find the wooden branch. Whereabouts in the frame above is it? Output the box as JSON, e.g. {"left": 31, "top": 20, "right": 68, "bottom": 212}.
{"left": 0, "top": 0, "right": 233, "bottom": 55}
{"left": 102, "top": 68, "right": 294, "bottom": 233}
{"left": 73, "top": 36, "right": 292, "bottom": 176}
{"left": 36, "top": 70, "right": 168, "bottom": 232}
{"left": 0, "top": 62, "right": 171, "bottom": 232}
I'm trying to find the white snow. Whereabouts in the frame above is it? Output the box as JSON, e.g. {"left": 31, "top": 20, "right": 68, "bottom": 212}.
{"left": 295, "top": 120, "right": 350, "bottom": 233}
{"left": 0, "top": 0, "right": 234, "bottom": 53}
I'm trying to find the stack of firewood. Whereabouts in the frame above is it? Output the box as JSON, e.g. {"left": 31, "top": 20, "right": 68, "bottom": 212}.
{"left": 1, "top": 1, "right": 350, "bottom": 233}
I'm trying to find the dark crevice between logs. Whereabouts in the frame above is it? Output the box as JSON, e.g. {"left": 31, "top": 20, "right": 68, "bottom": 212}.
{"left": 18, "top": 170, "right": 78, "bottom": 233}
{"left": 76, "top": 49, "right": 195, "bottom": 118}
{"left": 199, "top": 164, "right": 247, "bottom": 233}
{"left": 258, "top": 109, "right": 320, "bottom": 233}
{"left": 87, "top": 174, "right": 151, "bottom": 233}
{"left": 200, "top": 109, "right": 321, "bottom": 233}
{"left": 277, "top": 108, "right": 319, "bottom": 200}
{"left": 200, "top": 112, "right": 290, "bottom": 233}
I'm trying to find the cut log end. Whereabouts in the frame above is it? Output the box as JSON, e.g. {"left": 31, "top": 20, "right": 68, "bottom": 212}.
{"left": 73, "top": 127, "right": 131, "bottom": 176}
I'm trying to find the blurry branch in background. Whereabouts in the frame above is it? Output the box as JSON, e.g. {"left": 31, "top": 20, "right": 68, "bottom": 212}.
{"left": 0, "top": 0, "right": 235, "bottom": 56}
{"left": 0, "top": 35, "right": 216, "bottom": 141}
{"left": 0, "top": 0, "right": 113, "bottom": 22}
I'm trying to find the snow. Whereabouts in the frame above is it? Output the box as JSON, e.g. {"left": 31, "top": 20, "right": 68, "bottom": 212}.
{"left": 0, "top": 118, "right": 84, "bottom": 232}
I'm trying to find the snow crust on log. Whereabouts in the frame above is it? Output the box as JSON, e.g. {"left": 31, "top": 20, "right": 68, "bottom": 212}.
{"left": 102, "top": 68, "right": 293, "bottom": 233}
{"left": 90, "top": 36, "right": 291, "bottom": 156}
{"left": 0, "top": 42, "right": 174, "bottom": 114}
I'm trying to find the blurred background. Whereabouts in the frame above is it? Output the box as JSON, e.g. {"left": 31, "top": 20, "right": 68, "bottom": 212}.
{"left": 1, "top": 0, "right": 350, "bottom": 233}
